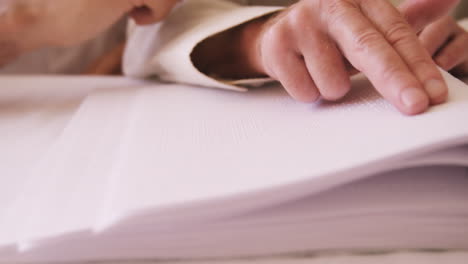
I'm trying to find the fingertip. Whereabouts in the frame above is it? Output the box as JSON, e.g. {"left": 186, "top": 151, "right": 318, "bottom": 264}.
{"left": 129, "top": 6, "right": 158, "bottom": 25}
{"left": 320, "top": 81, "right": 352, "bottom": 101}
{"left": 425, "top": 79, "right": 449, "bottom": 105}
{"left": 291, "top": 89, "right": 321, "bottom": 103}
{"left": 400, "top": 88, "right": 430, "bottom": 115}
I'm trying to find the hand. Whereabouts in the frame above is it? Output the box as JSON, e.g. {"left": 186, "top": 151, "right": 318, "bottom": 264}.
{"left": 194, "top": 0, "right": 460, "bottom": 115}
{"left": 253, "top": 0, "right": 463, "bottom": 115}
{"left": 419, "top": 15, "right": 468, "bottom": 77}
{"left": 0, "top": 0, "right": 179, "bottom": 66}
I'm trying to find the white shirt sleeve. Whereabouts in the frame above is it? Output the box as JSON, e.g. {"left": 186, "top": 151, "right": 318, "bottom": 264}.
{"left": 459, "top": 18, "right": 468, "bottom": 31}
{"left": 123, "top": 0, "right": 282, "bottom": 92}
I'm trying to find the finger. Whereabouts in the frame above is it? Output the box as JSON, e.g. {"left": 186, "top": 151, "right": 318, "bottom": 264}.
{"left": 419, "top": 17, "right": 455, "bottom": 56}
{"left": 360, "top": 0, "right": 448, "bottom": 105}
{"left": 327, "top": 1, "right": 429, "bottom": 115}
{"left": 129, "top": 6, "right": 156, "bottom": 25}
{"left": 130, "top": 0, "right": 179, "bottom": 25}
{"left": 297, "top": 30, "right": 351, "bottom": 101}
{"left": 262, "top": 26, "right": 320, "bottom": 102}
{"left": 271, "top": 53, "right": 320, "bottom": 102}
{"left": 435, "top": 31, "right": 468, "bottom": 71}
{"left": 399, "top": 0, "right": 460, "bottom": 33}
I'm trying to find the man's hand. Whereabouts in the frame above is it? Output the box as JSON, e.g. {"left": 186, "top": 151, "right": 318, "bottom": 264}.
{"left": 0, "top": 0, "right": 179, "bottom": 66}
{"left": 253, "top": 0, "right": 461, "bottom": 115}
{"left": 194, "top": 0, "right": 459, "bottom": 115}
{"left": 418, "top": 15, "right": 468, "bottom": 77}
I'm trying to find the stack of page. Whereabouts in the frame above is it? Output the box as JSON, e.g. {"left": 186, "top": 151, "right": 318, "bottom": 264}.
{"left": 0, "top": 72, "right": 467, "bottom": 263}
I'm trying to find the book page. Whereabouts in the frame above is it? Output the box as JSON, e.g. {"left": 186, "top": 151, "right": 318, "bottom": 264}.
{"left": 1, "top": 73, "right": 467, "bottom": 247}
{"left": 4, "top": 165, "right": 468, "bottom": 263}
{"left": 0, "top": 77, "right": 101, "bottom": 245}
{"left": 95, "top": 71, "right": 468, "bottom": 228}
{"left": 0, "top": 76, "right": 144, "bottom": 246}
{"left": 0, "top": 72, "right": 467, "bottom": 261}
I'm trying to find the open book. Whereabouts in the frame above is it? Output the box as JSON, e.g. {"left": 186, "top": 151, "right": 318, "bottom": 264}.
{"left": 0, "top": 71, "right": 467, "bottom": 263}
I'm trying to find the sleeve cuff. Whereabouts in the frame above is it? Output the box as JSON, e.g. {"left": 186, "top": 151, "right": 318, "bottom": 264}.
{"left": 123, "top": 0, "right": 282, "bottom": 92}
{"left": 459, "top": 18, "right": 468, "bottom": 31}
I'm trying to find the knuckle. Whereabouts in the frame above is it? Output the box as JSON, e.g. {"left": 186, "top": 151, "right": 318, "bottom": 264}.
{"left": 443, "top": 16, "right": 456, "bottom": 29}
{"left": 384, "top": 20, "right": 414, "bottom": 47}
{"left": 326, "top": 0, "right": 354, "bottom": 16}
{"left": 408, "top": 56, "right": 435, "bottom": 70}
{"left": 261, "top": 25, "right": 290, "bottom": 75}
{"left": 324, "top": 0, "right": 357, "bottom": 24}
{"left": 287, "top": 6, "right": 309, "bottom": 29}
{"left": 352, "top": 30, "right": 382, "bottom": 53}
{"left": 265, "top": 23, "right": 290, "bottom": 46}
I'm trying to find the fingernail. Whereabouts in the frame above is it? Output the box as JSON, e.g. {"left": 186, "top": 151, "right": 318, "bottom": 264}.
{"left": 401, "top": 88, "right": 429, "bottom": 111}
{"left": 425, "top": 79, "right": 448, "bottom": 102}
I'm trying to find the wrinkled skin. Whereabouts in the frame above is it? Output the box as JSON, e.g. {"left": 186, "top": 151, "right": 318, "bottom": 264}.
{"left": 243, "top": 0, "right": 460, "bottom": 115}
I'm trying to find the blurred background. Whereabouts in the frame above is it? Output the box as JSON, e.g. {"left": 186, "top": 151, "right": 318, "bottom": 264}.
{"left": 454, "top": 0, "right": 468, "bottom": 19}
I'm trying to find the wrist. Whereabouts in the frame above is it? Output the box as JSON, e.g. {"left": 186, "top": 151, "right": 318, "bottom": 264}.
{"left": 191, "top": 13, "right": 276, "bottom": 80}
{"left": 237, "top": 14, "right": 270, "bottom": 77}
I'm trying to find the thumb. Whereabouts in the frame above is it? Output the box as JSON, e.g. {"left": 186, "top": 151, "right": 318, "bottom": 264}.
{"left": 129, "top": 0, "right": 179, "bottom": 25}
{"left": 399, "top": 0, "right": 460, "bottom": 32}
